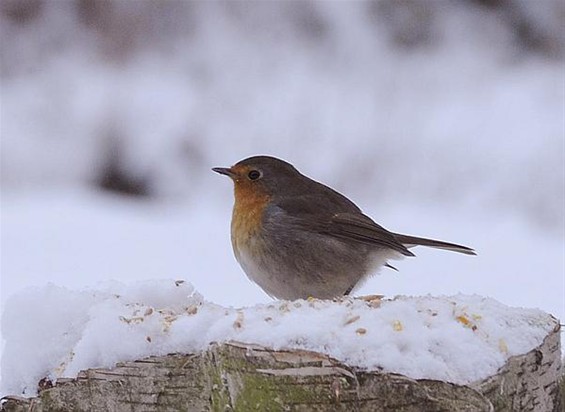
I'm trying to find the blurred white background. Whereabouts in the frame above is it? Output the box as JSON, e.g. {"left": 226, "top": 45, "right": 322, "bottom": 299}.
{"left": 1, "top": 0, "right": 564, "bottom": 330}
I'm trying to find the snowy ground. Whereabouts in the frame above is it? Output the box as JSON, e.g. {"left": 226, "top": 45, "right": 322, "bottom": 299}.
{"left": 1, "top": 279, "right": 557, "bottom": 397}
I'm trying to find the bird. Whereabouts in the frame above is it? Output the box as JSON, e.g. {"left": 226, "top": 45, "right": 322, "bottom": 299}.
{"left": 213, "top": 155, "right": 475, "bottom": 300}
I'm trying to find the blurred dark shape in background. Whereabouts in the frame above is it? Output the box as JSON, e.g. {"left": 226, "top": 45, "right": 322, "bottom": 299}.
{"left": 369, "top": 0, "right": 437, "bottom": 48}
{"left": 2, "top": 0, "right": 42, "bottom": 24}
{"left": 471, "top": 0, "right": 564, "bottom": 57}
{"left": 97, "top": 134, "right": 152, "bottom": 198}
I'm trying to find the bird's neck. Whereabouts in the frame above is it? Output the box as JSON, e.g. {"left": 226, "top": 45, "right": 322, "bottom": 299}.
{"left": 231, "top": 184, "right": 270, "bottom": 239}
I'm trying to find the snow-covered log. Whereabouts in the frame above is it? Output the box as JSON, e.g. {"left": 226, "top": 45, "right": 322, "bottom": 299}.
{"left": 0, "top": 281, "right": 562, "bottom": 411}
{"left": 1, "top": 327, "right": 561, "bottom": 412}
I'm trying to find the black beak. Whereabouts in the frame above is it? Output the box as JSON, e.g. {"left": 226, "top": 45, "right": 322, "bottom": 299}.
{"left": 212, "top": 167, "right": 236, "bottom": 178}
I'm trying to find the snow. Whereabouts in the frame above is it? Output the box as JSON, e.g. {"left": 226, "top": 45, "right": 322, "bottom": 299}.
{"left": 0, "top": 279, "right": 556, "bottom": 397}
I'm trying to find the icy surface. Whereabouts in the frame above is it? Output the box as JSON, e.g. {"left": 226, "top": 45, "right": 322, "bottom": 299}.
{"left": 0, "top": 279, "right": 556, "bottom": 397}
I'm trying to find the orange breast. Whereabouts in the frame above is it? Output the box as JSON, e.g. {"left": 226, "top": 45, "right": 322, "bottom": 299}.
{"left": 231, "top": 180, "right": 270, "bottom": 253}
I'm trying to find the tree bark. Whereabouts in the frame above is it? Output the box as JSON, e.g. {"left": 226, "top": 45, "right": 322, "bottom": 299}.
{"left": 1, "top": 324, "right": 561, "bottom": 412}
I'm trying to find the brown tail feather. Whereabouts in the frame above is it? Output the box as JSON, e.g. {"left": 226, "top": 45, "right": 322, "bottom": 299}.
{"left": 393, "top": 234, "right": 476, "bottom": 256}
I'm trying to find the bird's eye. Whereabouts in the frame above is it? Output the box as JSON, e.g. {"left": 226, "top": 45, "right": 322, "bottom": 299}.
{"left": 248, "top": 170, "right": 262, "bottom": 181}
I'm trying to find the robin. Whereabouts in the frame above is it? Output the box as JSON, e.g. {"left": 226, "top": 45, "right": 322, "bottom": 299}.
{"left": 213, "top": 156, "right": 475, "bottom": 300}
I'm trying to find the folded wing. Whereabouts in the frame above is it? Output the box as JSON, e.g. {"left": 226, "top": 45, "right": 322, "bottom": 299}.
{"left": 272, "top": 195, "right": 475, "bottom": 256}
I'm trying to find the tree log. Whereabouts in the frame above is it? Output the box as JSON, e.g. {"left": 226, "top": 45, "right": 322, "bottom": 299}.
{"left": 1, "top": 324, "right": 561, "bottom": 412}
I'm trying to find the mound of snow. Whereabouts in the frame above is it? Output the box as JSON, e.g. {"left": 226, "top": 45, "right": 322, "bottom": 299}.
{"left": 1, "top": 280, "right": 557, "bottom": 396}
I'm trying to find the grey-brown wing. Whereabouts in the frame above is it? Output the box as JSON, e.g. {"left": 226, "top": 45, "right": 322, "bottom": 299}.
{"left": 270, "top": 196, "right": 413, "bottom": 256}
{"left": 326, "top": 213, "right": 415, "bottom": 257}
{"left": 270, "top": 195, "right": 473, "bottom": 257}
